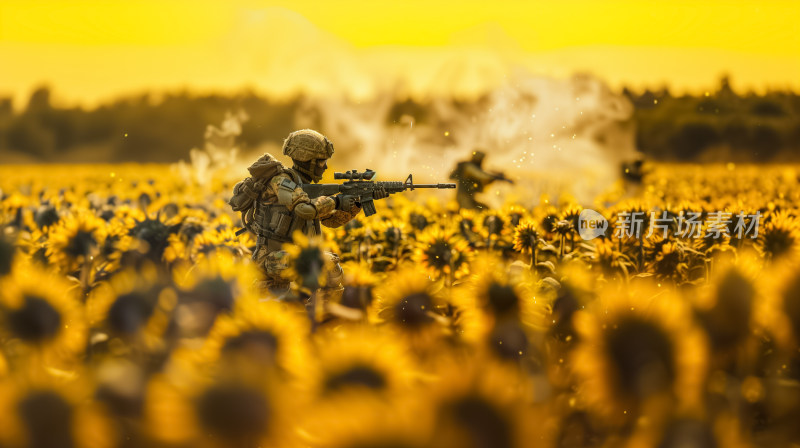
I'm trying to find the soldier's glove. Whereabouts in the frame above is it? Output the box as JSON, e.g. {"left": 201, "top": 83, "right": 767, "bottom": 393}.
{"left": 335, "top": 194, "right": 357, "bottom": 211}
{"left": 373, "top": 186, "right": 389, "bottom": 200}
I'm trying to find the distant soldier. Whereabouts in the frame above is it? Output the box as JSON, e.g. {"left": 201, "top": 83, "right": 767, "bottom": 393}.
{"left": 229, "top": 129, "right": 388, "bottom": 298}
{"left": 620, "top": 154, "right": 650, "bottom": 196}
{"left": 450, "top": 150, "right": 513, "bottom": 210}
{"left": 621, "top": 155, "right": 646, "bottom": 185}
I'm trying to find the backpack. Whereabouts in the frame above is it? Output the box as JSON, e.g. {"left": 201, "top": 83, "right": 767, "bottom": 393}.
{"left": 229, "top": 153, "right": 286, "bottom": 234}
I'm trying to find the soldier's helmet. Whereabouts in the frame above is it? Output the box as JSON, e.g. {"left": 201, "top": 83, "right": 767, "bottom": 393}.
{"left": 282, "top": 129, "right": 334, "bottom": 162}
{"left": 471, "top": 150, "right": 486, "bottom": 164}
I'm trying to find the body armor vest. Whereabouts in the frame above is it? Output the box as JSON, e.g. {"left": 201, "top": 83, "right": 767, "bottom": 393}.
{"left": 451, "top": 161, "right": 485, "bottom": 194}
{"left": 252, "top": 170, "right": 322, "bottom": 253}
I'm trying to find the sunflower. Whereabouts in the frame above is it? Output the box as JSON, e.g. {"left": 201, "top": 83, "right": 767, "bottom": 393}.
{"left": 693, "top": 262, "right": 758, "bottom": 358}
{"left": 408, "top": 210, "right": 431, "bottom": 231}
{"left": 296, "top": 390, "right": 429, "bottom": 448}
{"left": 325, "top": 261, "right": 378, "bottom": 320}
{"left": 89, "top": 356, "right": 152, "bottom": 433}
{"left": 645, "top": 241, "right": 689, "bottom": 284}
{"left": 0, "top": 262, "right": 86, "bottom": 369}
{"left": 690, "top": 216, "right": 733, "bottom": 259}
{"left": 108, "top": 203, "right": 147, "bottom": 229}
{"left": 591, "top": 238, "right": 633, "bottom": 281}
{"left": 338, "top": 217, "right": 371, "bottom": 261}
{"left": 465, "top": 257, "right": 550, "bottom": 332}
{"left": 413, "top": 227, "right": 471, "bottom": 282}
{"left": 371, "top": 267, "right": 448, "bottom": 329}
{"left": 305, "top": 324, "right": 417, "bottom": 400}
{"left": 500, "top": 203, "right": 528, "bottom": 228}
{"left": 624, "top": 414, "right": 751, "bottom": 448}
{"left": 33, "top": 203, "right": 61, "bottom": 230}
{"left": 370, "top": 267, "right": 451, "bottom": 355}
{"left": 0, "top": 374, "right": 115, "bottom": 448}
{"left": 571, "top": 283, "right": 708, "bottom": 424}
{"left": 550, "top": 217, "right": 576, "bottom": 260}
{"left": 0, "top": 192, "right": 29, "bottom": 231}
{"left": 282, "top": 230, "right": 337, "bottom": 291}
{"left": 512, "top": 219, "right": 542, "bottom": 268}
{"left": 189, "top": 224, "right": 245, "bottom": 262}
{"left": 169, "top": 252, "right": 258, "bottom": 339}
{"left": 369, "top": 218, "right": 411, "bottom": 270}
{"left": 546, "top": 280, "right": 588, "bottom": 344}
{"left": 756, "top": 211, "right": 800, "bottom": 263}
{"left": 85, "top": 267, "right": 176, "bottom": 360}
{"left": 457, "top": 208, "right": 481, "bottom": 244}
{"left": 561, "top": 205, "right": 583, "bottom": 233}
{"left": 533, "top": 201, "right": 560, "bottom": 238}
{"left": 196, "top": 298, "right": 310, "bottom": 382}
{"left": 727, "top": 210, "right": 762, "bottom": 251}
{"left": 163, "top": 233, "right": 190, "bottom": 264}
{"left": 423, "top": 354, "right": 540, "bottom": 448}
{"left": 738, "top": 374, "right": 800, "bottom": 443}
{"left": 128, "top": 213, "right": 181, "bottom": 263}
{"left": 757, "top": 264, "right": 800, "bottom": 354}
{"left": 45, "top": 211, "right": 107, "bottom": 274}
{"left": 144, "top": 371, "right": 294, "bottom": 448}
{"left": 96, "top": 218, "right": 138, "bottom": 275}
{"left": 441, "top": 283, "right": 490, "bottom": 348}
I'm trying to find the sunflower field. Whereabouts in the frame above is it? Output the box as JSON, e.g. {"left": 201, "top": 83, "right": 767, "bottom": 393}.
{"left": 2, "top": 162, "right": 800, "bottom": 448}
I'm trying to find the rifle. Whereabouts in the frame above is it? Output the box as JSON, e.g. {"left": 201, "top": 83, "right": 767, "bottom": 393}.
{"left": 489, "top": 171, "right": 515, "bottom": 184}
{"left": 302, "top": 169, "right": 455, "bottom": 217}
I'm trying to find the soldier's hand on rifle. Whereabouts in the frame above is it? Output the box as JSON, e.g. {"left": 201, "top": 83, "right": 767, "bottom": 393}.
{"left": 335, "top": 194, "right": 358, "bottom": 211}
{"left": 494, "top": 173, "right": 514, "bottom": 185}
{"left": 373, "top": 185, "right": 389, "bottom": 200}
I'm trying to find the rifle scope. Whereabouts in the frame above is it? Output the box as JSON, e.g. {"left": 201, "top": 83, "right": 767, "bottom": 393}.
{"left": 334, "top": 170, "right": 376, "bottom": 181}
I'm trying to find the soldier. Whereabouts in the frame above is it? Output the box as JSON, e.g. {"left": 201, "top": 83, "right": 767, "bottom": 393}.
{"left": 450, "top": 150, "right": 512, "bottom": 210}
{"left": 621, "top": 154, "right": 647, "bottom": 185}
{"left": 620, "top": 153, "right": 650, "bottom": 197}
{"left": 231, "top": 129, "right": 388, "bottom": 299}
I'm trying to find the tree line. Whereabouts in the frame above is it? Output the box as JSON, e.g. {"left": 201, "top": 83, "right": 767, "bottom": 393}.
{"left": 626, "top": 77, "right": 800, "bottom": 162}
{"left": 1, "top": 77, "right": 799, "bottom": 163}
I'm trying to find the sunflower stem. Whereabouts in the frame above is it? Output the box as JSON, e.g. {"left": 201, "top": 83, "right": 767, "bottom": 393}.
{"left": 638, "top": 234, "right": 644, "bottom": 272}
{"left": 80, "top": 257, "right": 93, "bottom": 296}
{"left": 308, "top": 290, "right": 319, "bottom": 333}
{"left": 447, "top": 249, "right": 455, "bottom": 288}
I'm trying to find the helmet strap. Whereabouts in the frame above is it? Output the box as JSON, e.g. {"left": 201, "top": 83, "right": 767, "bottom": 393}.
{"left": 292, "top": 160, "right": 322, "bottom": 183}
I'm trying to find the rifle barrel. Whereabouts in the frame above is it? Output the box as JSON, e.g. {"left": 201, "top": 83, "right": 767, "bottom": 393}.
{"left": 411, "top": 183, "right": 456, "bottom": 189}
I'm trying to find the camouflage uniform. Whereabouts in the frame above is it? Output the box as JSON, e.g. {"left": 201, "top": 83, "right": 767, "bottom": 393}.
{"left": 251, "top": 168, "right": 362, "bottom": 291}
{"left": 236, "top": 130, "right": 362, "bottom": 297}
{"left": 450, "top": 150, "right": 501, "bottom": 210}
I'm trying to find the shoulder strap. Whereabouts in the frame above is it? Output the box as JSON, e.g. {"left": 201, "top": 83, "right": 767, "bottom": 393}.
{"left": 282, "top": 168, "right": 303, "bottom": 185}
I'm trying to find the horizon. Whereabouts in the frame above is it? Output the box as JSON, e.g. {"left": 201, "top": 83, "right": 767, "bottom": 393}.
{"left": 3, "top": 73, "right": 791, "bottom": 113}
{"left": 2, "top": 1, "right": 798, "bottom": 108}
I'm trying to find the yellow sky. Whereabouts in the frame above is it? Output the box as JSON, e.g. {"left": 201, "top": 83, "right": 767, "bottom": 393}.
{"left": 1, "top": 0, "right": 798, "bottom": 106}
